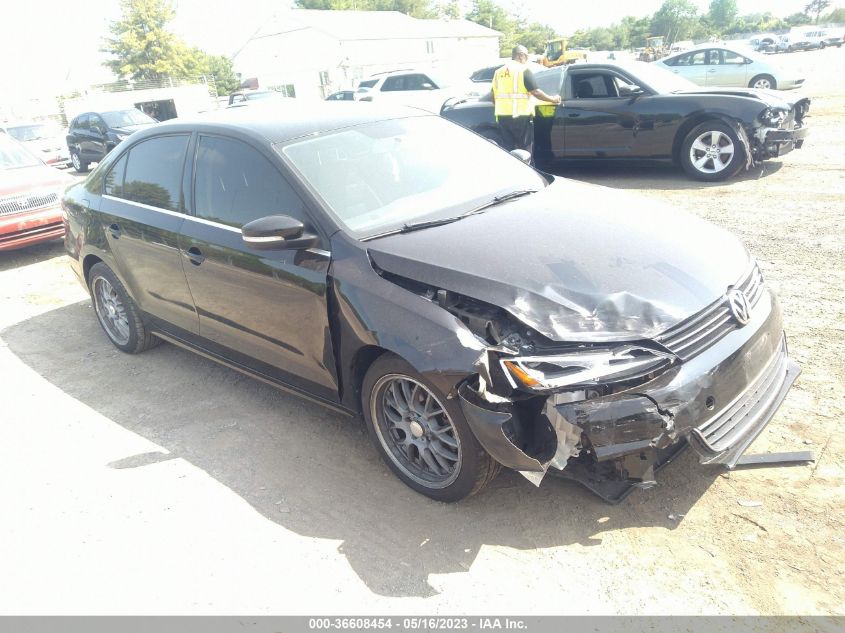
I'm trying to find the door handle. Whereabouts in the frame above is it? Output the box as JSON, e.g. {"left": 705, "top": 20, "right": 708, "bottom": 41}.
{"left": 108, "top": 223, "right": 121, "bottom": 238}
{"left": 568, "top": 112, "right": 581, "bottom": 118}
{"left": 707, "top": 69, "right": 717, "bottom": 72}
{"left": 183, "top": 246, "right": 205, "bottom": 266}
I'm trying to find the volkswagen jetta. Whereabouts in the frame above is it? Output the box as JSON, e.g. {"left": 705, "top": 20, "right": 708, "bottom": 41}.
{"left": 62, "top": 103, "right": 800, "bottom": 502}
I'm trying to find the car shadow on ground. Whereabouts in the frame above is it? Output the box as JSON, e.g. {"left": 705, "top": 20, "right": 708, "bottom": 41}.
{"left": 0, "top": 240, "right": 66, "bottom": 273}
{"left": 3, "top": 300, "right": 719, "bottom": 598}
{"left": 546, "top": 160, "right": 784, "bottom": 190}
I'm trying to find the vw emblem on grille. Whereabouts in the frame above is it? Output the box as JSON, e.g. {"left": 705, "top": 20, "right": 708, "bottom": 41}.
{"left": 726, "top": 288, "right": 751, "bottom": 326}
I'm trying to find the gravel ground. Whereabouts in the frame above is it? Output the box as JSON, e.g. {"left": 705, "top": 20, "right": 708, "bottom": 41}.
{"left": 0, "top": 49, "right": 842, "bottom": 616}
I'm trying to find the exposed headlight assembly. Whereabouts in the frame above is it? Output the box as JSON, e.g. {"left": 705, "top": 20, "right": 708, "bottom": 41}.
{"left": 501, "top": 345, "right": 675, "bottom": 392}
{"left": 760, "top": 108, "right": 787, "bottom": 128}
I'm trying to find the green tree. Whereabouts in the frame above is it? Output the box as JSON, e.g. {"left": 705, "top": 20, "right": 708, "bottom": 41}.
{"left": 805, "top": 0, "right": 832, "bottom": 22}
{"left": 823, "top": 7, "right": 845, "bottom": 21}
{"left": 707, "top": 0, "right": 738, "bottom": 31}
{"left": 103, "top": 0, "right": 185, "bottom": 80}
{"left": 204, "top": 54, "right": 239, "bottom": 96}
{"left": 103, "top": 0, "right": 239, "bottom": 94}
{"left": 650, "top": 0, "right": 700, "bottom": 43}
{"left": 785, "top": 11, "right": 812, "bottom": 25}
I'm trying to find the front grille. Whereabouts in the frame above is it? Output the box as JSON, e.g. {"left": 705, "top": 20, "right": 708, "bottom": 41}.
{"left": 655, "top": 263, "right": 765, "bottom": 361}
{"left": 0, "top": 190, "right": 59, "bottom": 217}
{"left": 693, "top": 339, "right": 788, "bottom": 453}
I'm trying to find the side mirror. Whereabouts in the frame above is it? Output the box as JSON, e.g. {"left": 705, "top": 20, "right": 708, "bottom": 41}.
{"left": 510, "top": 149, "right": 531, "bottom": 164}
{"left": 618, "top": 85, "right": 644, "bottom": 97}
{"left": 241, "top": 215, "right": 317, "bottom": 250}
{"left": 421, "top": 83, "right": 435, "bottom": 90}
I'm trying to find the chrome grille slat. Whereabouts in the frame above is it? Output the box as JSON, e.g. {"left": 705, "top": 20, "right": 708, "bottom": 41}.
{"left": 655, "top": 263, "right": 765, "bottom": 361}
{"left": 0, "top": 190, "right": 59, "bottom": 217}
{"left": 671, "top": 313, "right": 733, "bottom": 354}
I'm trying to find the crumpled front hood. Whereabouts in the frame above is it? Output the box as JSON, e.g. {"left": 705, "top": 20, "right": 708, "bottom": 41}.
{"left": 367, "top": 178, "right": 751, "bottom": 342}
{"left": 674, "top": 87, "right": 796, "bottom": 109}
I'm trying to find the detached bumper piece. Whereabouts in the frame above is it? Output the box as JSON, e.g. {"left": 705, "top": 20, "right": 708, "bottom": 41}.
{"left": 689, "top": 339, "right": 800, "bottom": 468}
{"left": 760, "top": 124, "right": 809, "bottom": 158}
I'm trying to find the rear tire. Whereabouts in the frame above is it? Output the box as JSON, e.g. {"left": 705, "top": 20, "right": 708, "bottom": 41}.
{"left": 362, "top": 354, "right": 499, "bottom": 502}
{"left": 680, "top": 120, "right": 746, "bottom": 182}
{"left": 70, "top": 150, "right": 89, "bottom": 173}
{"left": 88, "top": 263, "right": 160, "bottom": 354}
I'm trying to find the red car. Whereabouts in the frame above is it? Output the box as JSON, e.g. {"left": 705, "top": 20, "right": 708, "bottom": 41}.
{"left": 0, "top": 134, "right": 71, "bottom": 251}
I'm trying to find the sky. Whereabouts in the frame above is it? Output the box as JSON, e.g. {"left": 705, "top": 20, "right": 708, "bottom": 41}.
{"left": 0, "top": 0, "right": 817, "bottom": 100}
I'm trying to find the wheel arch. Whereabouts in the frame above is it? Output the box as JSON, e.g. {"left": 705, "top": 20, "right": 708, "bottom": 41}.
{"left": 82, "top": 254, "right": 104, "bottom": 286}
{"left": 672, "top": 113, "right": 744, "bottom": 165}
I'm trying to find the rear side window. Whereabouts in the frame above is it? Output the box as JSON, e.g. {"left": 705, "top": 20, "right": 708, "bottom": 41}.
{"left": 104, "top": 153, "right": 128, "bottom": 197}
{"left": 381, "top": 76, "right": 404, "bottom": 91}
{"left": 118, "top": 135, "right": 189, "bottom": 211}
{"left": 193, "top": 135, "right": 307, "bottom": 229}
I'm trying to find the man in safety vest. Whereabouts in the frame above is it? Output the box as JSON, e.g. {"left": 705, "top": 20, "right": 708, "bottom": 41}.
{"left": 491, "top": 45, "right": 562, "bottom": 160}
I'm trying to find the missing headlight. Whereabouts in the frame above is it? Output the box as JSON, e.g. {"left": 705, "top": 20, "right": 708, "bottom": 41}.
{"left": 500, "top": 345, "right": 675, "bottom": 393}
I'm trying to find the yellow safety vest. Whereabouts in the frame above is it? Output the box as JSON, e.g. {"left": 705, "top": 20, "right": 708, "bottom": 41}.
{"left": 493, "top": 62, "right": 534, "bottom": 118}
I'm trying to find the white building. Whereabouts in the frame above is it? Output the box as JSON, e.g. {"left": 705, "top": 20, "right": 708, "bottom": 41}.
{"left": 233, "top": 9, "right": 501, "bottom": 100}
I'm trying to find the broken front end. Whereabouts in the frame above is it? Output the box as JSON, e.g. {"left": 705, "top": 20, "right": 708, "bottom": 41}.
{"left": 745, "top": 98, "right": 810, "bottom": 163}
{"left": 445, "top": 263, "right": 800, "bottom": 503}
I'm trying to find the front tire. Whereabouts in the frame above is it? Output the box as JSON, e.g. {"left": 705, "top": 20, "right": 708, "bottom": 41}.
{"left": 749, "top": 74, "right": 776, "bottom": 90}
{"left": 362, "top": 354, "right": 499, "bottom": 502}
{"left": 88, "top": 263, "right": 160, "bottom": 354}
{"left": 680, "top": 121, "right": 746, "bottom": 182}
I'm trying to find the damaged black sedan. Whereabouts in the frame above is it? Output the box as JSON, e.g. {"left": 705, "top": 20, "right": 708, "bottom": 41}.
{"left": 441, "top": 61, "right": 810, "bottom": 182}
{"left": 63, "top": 103, "right": 800, "bottom": 502}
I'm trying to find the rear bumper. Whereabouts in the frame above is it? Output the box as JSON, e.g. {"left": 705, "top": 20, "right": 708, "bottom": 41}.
{"left": 459, "top": 289, "right": 799, "bottom": 502}
{"left": 0, "top": 206, "right": 65, "bottom": 251}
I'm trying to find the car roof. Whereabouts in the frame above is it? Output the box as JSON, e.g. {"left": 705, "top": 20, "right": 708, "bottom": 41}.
{"left": 141, "top": 101, "right": 432, "bottom": 145}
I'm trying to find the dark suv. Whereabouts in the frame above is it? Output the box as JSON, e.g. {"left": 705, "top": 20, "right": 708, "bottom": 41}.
{"left": 66, "top": 109, "right": 157, "bottom": 172}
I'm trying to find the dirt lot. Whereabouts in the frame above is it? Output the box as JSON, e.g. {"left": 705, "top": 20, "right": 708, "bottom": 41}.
{"left": 0, "top": 49, "right": 843, "bottom": 616}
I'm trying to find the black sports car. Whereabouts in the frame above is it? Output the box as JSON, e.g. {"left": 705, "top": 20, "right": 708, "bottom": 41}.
{"left": 441, "top": 61, "right": 810, "bottom": 181}
{"left": 63, "top": 102, "right": 799, "bottom": 503}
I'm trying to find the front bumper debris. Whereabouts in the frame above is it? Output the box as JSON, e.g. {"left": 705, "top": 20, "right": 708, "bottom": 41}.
{"left": 458, "top": 289, "right": 801, "bottom": 503}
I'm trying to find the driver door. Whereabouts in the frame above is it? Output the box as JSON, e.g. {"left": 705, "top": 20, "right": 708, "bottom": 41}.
{"left": 178, "top": 134, "right": 339, "bottom": 401}
{"left": 557, "top": 70, "right": 657, "bottom": 157}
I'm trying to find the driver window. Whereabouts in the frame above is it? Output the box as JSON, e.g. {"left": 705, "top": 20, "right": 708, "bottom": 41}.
{"left": 194, "top": 135, "right": 309, "bottom": 230}
{"left": 572, "top": 74, "right": 611, "bottom": 99}
{"left": 689, "top": 51, "right": 707, "bottom": 65}
{"left": 612, "top": 75, "right": 637, "bottom": 93}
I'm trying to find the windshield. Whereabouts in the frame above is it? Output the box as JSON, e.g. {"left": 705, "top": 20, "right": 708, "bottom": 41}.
{"left": 279, "top": 116, "right": 546, "bottom": 238}
{"left": 624, "top": 62, "right": 699, "bottom": 93}
{"left": 7, "top": 122, "right": 61, "bottom": 142}
{"left": 0, "top": 135, "right": 42, "bottom": 169}
{"left": 101, "top": 109, "right": 157, "bottom": 128}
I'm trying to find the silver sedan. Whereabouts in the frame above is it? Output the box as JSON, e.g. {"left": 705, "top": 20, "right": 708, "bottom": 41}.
{"left": 655, "top": 46, "right": 804, "bottom": 90}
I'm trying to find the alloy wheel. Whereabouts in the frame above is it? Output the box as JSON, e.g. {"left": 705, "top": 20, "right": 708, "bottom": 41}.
{"left": 752, "top": 78, "right": 772, "bottom": 89}
{"left": 71, "top": 152, "right": 81, "bottom": 171}
{"left": 371, "top": 375, "right": 462, "bottom": 488}
{"left": 93, "top": 276, "right": 131, "bottom": 345}
{"left": 689, "top": 130, "right": 735, "bottom": 175}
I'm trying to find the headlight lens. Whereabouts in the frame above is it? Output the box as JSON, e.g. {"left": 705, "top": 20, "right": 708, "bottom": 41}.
{"left": 500, "top": 345, "right": 675, "bottom": 392}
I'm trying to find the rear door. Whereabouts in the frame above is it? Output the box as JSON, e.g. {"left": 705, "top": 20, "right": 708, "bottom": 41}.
{"left": 177, "top": 134, "right": 338, "bottom": 401}
{"left": 99, "top": 134, "right": 198, "bottom": 333}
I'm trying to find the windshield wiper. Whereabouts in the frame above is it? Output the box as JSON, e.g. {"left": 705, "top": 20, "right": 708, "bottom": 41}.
{"left": 461, "top": 189, "right": 538, "bottom": 217}
{"left": 361, "top": 190, "right": 538, "bottom": 241}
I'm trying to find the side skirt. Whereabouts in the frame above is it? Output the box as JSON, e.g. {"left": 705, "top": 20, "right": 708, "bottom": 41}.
{"left": 151, "top": 330, "right": 355, "bottom": 418}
